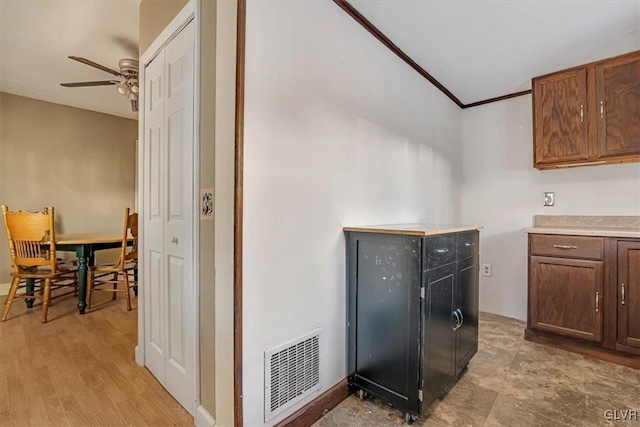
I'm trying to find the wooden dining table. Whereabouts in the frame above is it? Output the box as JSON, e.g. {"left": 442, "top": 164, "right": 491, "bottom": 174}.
{"left": 25, "top": 233, "right": 135, "bottom": 314}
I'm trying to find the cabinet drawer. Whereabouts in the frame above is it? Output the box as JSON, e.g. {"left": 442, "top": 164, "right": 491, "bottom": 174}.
{"left": 424, "top": 234, "right": 457, "bottom": 270}
{"left": 530, "top": 234, "right": 603, "bottom": 260}
{"left": 457, "top": 231, "right": 479, "bottom": 259}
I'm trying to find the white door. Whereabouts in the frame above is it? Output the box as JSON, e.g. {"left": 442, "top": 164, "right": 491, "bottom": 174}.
{"left": 143, "top": 19, "right": 196, "bottom": 416}
{"left": 144, "top": 48, "right": 167, "bottom": 384}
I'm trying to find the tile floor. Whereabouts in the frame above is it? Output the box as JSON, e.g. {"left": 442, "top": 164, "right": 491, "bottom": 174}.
{"left": 315, "top": 313, "right": 640, "bottom": 427}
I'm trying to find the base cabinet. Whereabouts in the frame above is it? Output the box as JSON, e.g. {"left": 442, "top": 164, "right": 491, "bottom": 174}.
{"left": 618, "top": 242, "right": 640, "bottom": 349}
{"left": 530, "top": 256, "right": 603, "bottom": 342}
{"left": 528, "top": 234, "right": 640, "bottom": 361}
{"left": 347, "top": 230, "right": 480, "bottom": 418}
{"left": 422, "top": 262, "right": 456, "bottom": 405}
{"left": 456, "top": 255, "right": 479, "bottom": 372}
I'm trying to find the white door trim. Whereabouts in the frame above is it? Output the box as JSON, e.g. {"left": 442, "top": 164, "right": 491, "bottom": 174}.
{"left": 136, "top": 0, "right": 200, "bottom": 416}
{"left": 140, "top": 0, "right": 197, "bottom": 65}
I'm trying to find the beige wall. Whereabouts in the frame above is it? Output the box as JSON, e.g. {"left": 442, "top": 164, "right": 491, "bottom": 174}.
{"left": 139, "top": 0, "right": 190, "bottom": 55}
{"left": 0, "top": 92, "right": 138, "bottom": 283}
{"left": 199, "top": 0, "right": 217, "bottom": 415}
{"left": 213, "top": 1, "right": 237, "bottom": 425}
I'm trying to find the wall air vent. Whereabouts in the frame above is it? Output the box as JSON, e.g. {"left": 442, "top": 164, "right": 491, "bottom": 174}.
{"left": 264, "top": 329, "right": 321, "bottom": 422}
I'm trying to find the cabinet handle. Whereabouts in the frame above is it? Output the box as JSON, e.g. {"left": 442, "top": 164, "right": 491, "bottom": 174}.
{"left": 580, "top": 104, "right": 584, "bottom": 123}
{"left": 457, "top": 309, "right": 464, "bottom": 327}
{"left": 464, "top": 242, "right": 475, "bottom": 247}
{"left": 171, "top": 237, "right": 179, "bottom": 244}
{"left": 622, "top": 283, "right": 625, "bottom": 305}
{"left": 553, "top": 245, "right": 578, "bottom": 250}
{"left": 600, "top": 101, "right": 604, "bottom": 119}
{"left": 595, "top": 292, "right": 599, "bottom": 312}
{"left": 435, "top": 248, "right": 449, "bottom": 254}
{"left": 451, "top": 310, "right": 461, "bottom": 330}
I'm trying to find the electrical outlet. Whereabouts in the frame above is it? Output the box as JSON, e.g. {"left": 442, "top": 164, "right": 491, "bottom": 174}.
{"left": 544, "top": 192, "right": 555, "bottom": 207}
{"left": 482, "top": 263, "right": 492, "bottom": 277}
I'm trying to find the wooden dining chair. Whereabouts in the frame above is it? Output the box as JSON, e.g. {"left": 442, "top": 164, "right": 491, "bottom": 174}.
{"left": 1, "top": 206, "right": 77, "bottom": 323}
{"left": 87, "top": 208, "right": 138, "bottom": 311}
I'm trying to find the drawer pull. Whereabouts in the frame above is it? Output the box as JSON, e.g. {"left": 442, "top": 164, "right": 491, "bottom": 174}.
{"left": 622, "top": 283, "right": 625, "bottom": 305}
{"left": 553, "top": 245, "right": 578, "bottom": 250}
{"left": 464, "top": 242, "right": 475, "bottom": 247}
{"left": 595, "top": 292, "right": 599, "bottom": 312}
{"left": 435, "top": 248, "right": 449, "bottom": 254}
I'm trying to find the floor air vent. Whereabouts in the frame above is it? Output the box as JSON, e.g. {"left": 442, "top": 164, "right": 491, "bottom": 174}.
{"left": 264, "top": 329, "right": 321, "bottom": 421}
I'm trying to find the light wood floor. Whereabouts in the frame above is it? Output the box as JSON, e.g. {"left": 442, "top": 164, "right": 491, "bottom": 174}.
{"left": 0, "top": 290, "right": 193, "bottom": 426}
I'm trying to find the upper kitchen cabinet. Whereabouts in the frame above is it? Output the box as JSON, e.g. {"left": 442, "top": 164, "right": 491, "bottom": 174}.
{"left": 533, "top": 69, "right": 588, "bottom": 166}
{"left": 532, "top": 50, "right": 640, "bottom": 170}
{"left": 596, "top": 55, "right": 640, "bottom": 159}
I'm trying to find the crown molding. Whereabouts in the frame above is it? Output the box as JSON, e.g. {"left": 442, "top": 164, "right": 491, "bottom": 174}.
{"left": 333, "top": 0, "right": 531, "bottom": 109}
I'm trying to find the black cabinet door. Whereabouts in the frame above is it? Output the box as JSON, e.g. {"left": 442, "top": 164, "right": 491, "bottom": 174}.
{"left": 347, "top": 233, "right": 421, "bottom": 414}
{"left": 456, "top": 255, "right": 479, "bottom": 374}
{"left": 422, "top": 262, "right": 457, "bottom": 407}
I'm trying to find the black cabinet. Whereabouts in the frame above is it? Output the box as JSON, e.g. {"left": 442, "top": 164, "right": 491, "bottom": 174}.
{"left": 422, "top": 262, "right": 457, "bottom": 405}
{"left": 456, "top": 254, "right": 479, "bottom": 373}
{"left": 346, "top": 230, "right": 480, "bottom": 419}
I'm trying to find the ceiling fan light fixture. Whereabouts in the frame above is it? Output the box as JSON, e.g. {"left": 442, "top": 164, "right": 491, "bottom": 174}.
{"left": 62, "top": 56, "right": 139, "bottom": 112}
{"left": 117, "top": 81, "right": 130, "bottom": 96}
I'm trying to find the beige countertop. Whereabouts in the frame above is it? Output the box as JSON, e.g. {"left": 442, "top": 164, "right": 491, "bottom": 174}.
{"left": 524, "top": 226, "right": 640, "bottom": 238}
{"left": 343, "top": 223, "right": 482, "bottom": 236}
{"left": 524, "top": 215, "right": 640, "bottom": 238}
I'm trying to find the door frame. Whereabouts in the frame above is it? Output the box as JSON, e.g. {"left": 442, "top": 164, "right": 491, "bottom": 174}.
{"left": 136, "top": 0, "right": 200, "bottom": 417}
{"left": 234, "top": 0, "right": 246, "bottom": 425}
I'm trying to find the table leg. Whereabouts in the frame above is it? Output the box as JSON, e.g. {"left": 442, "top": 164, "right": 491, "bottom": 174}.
{"left": 77, "top": 256, "right": 88, "bottom": 315}
{"left": 25, "top": 278, "right": 35, "bottom": 308}
{"left": 133, "top": 267, "right": 138, "bottom": 296}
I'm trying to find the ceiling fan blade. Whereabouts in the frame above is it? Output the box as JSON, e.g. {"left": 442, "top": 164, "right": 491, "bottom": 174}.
{"left": 131, "top": 99, "right": 139, "bottom": 112}
{"left": 60, "top": 80, "right": 120, "bottom": 87}
{"left": 68, "top": 56, "right": 124, "bottom": 77}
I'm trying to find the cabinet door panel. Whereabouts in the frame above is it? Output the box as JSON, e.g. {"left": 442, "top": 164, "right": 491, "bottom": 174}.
{"left": 531, "top": 256, "right": 603, "bottom": 342}
{"left": 422, "top": 263, "right": 456, "bottom": 405}
{"left": 534, "top": 69, "right": 588, "bottom": 165}
{"left": 618, "top": 242, "right": 640, "bottom": 348}
{"left": 456, "top": 255, "right": 479, "bottom": 374}
{"left": 597, "top": 54, "right": 640, "bottom": 158}
{"left": 355, "top": 238, "right": 414, "bottom": 398}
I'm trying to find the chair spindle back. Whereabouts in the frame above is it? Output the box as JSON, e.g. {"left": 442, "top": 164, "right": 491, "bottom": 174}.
{"left": 119, "top": 208, "right": 138, "bottom": 264}
{"left": 2, "top": 206, "right": 57, "bottom": 272}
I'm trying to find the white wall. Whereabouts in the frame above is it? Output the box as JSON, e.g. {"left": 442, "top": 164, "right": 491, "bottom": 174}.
{"left": 461, "top": 95, "right": 640, "bottom": 321}
{"left": 243, "top": 1, "right": 462, "bottom": 425}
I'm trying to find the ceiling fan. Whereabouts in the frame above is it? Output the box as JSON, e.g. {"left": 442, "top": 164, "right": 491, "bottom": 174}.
{"left": 60, "top": 56, "right": 140, "bottom": 112}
